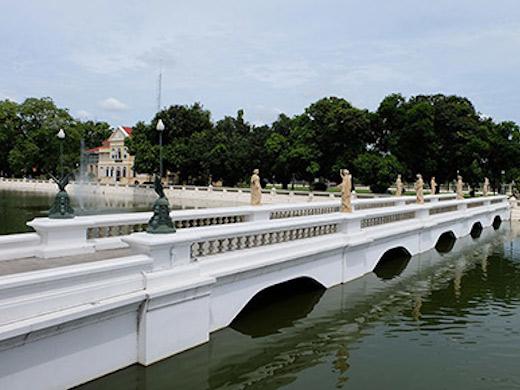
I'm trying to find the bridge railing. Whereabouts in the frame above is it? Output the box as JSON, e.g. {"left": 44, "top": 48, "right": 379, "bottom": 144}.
{"left": 0, "top": 193, "right": 468, "bottom": 261}
{"left": 123, "top": 195, "right": 508, "bottom": 271}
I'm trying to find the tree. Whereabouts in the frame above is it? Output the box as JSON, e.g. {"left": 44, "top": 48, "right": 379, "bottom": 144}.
{"left": 299, "top": 97, "right": 371, "bottom": 181}
{"left": 354, "top": 152, "right": 403, "bottom": 193}
{"left": 125, "top": 103, "right": 214, "bottom": 183}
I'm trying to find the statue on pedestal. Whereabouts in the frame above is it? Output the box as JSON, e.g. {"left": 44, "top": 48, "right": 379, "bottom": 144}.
{"left": 395, "top": 174, "right": 403, "bottom": 197}
{"left": 250, "top": 169, "right": 262, "bottom": 206}
{"left": 415, "top": 174, "right": 424, "bottom": 204}
{"left": 147, "top": 175, "right": 175, "bottom": 234}
{"left": 339, "top": 169, "right": 352, "bottom": 212}
{"left": 456, "top": 175, "right": 464, "bottom": 200}
{"left": 483, "top": 177, "right": 489, "bottom": 197}
{"left": 49, "top": 173, "right": 74, "bottom": 219}
{"left": 430, "top": 177, "right": 437, "bottom": 195}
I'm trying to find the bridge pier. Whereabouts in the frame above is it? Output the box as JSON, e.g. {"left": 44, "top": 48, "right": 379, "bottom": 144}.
{"left": 137, "top": 265, "right": 215, "bottom": 365}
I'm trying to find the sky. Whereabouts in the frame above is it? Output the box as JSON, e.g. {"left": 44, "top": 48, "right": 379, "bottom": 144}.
{"left": 1, "top": 0, "right": 520, "bottom": 128}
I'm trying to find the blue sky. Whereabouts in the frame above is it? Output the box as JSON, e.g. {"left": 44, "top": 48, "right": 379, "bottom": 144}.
{"left": 1, "top": 0, "right": 519, "bottom": 127}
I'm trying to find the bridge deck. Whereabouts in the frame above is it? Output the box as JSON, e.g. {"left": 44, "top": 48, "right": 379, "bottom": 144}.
{"left": 0, "top": 248, "right": 131, "bottom": 277}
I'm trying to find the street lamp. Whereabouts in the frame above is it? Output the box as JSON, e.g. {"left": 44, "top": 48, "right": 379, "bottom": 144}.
{"left": 57, "top": 129, "right": 65, "bottom": 177}
{"left": 49, "top": 128, "right": 74, "bottom": 219}
{"left": 147, "top": 118, "right": 175, "bottom": 234}
{"left": 156, "top": 119, "right": 165, "bottom": 179}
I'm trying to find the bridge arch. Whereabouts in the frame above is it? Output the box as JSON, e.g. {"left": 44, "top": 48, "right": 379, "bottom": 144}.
{"left": 211, "top": 274, "right": 329, "bottom": 332}
{"left": 373, "top": 247, "right": 412, "bottom": 280}
{"left": 470, "top": 222, "right": 483, "bottom": 238}
{"left": 435, "top": 231, "right": 456, "bottom": 253}
{"left": 493, "top": 215, "right": 502, "bottom": 230}
{"left": 230, "top": 277, "right": 326, "bottom": 337}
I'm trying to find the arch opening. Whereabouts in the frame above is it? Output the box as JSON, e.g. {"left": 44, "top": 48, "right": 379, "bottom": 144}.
{"left": 435, "top": 231, "right": 456, "bottom": 253}
{"left": 470, "top": 222, "right": 483, "bottom": 239}
{"left": 230, "top": 277, "right": 325, "bottom": 338}
{"left": 373, "top": 247, "right": 412, "bottom": 280}
{"left": 493, "top": 216, "right": 502, "bottom": 230}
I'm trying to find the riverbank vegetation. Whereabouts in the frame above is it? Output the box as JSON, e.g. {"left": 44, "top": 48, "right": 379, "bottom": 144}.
{"left": 1, "top": 94, "right": 518, "bottom": 193}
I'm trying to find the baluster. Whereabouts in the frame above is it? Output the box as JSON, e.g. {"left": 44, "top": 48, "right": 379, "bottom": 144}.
{"left": 229, "top": 237, "right": 238, "bottom": 251}
{"left": 191, "top": 243, "right": 199, "bottom": 259}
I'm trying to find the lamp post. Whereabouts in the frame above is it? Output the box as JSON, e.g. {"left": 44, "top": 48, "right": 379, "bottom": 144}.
{"left": 49, "top": 128, "right": 74, "bottom": 219}
{"left": 57, "top": 128, "right": 65, "bottom": 177}
{"left": 501, "top": 170, "right": 506, "bottom": 195}
{"left": 147, "top": 118, "right": 175, "bottom": 234}
{"left": 156, "top": 119, "right": 165, "bottom": 179}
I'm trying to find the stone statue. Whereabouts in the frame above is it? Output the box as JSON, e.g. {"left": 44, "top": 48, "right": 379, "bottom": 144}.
{"left": 395, "top": 174, "right": 403, "bottom": 197}
{"left": 456, "top": 175, "right": 464, "bottom": 200}
{"left": 430, "top": 176, "right": 437, "bottom": 195}
{"left": 153, "top": 175, "right": 165, "bottom": 198}
{"left": 483, "top": 177, "right": 489, "bottom": 197}
{"left": 250, "top": 169, "right": 262, "bottom": 206}
{"left": 339, "top": 168, "right": 352, "bottom": 212}
{"left": 414, "top": 174, "right": 424, "bottom": 204}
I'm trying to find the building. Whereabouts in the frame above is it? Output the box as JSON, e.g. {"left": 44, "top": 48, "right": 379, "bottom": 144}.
{"left": 85, "top": 126, "right": 148, "bottom": 184}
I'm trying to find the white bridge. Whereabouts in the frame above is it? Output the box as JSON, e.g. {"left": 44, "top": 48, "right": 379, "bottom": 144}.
{"left": 0, "top": 194, "right": 510, "bottom": 389}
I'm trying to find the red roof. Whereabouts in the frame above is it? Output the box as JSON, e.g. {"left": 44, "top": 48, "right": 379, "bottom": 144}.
{"left": 85, "top": 146, "right": 102, "bottom": 153}
{"left": 121, "top": 126, "right": 133, "bottom": 137}
{"left": 85, "top": 126, "right": 133, "bottom": 153}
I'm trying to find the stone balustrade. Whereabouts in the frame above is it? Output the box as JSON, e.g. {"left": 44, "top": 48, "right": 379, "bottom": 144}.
{"left": 0, "top": 193, "right": 477, "bottom": 262}
{"left": 122, "top": 196, "right": 508, "bottom": 271}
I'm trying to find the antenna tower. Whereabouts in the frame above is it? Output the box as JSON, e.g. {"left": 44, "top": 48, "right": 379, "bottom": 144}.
{"left": 156, "top": 64, "right": 162, "bottom": 113}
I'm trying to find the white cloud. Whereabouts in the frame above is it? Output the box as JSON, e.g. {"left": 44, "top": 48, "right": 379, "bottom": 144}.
{"left": 76, "top": 109, "right": 93, "bottom": 120}
{"left": 98, "top": 97, "right": 129, "bottom": 111}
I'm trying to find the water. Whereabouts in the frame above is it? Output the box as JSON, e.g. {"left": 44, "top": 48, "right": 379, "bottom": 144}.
{"left": 74, "top": 221, "right": 520, "bottom": 390}
{"left": 0, "top": 189, "right": 153, "bottom": 235}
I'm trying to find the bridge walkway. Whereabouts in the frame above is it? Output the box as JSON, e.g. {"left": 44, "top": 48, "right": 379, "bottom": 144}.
{"left": 0, "top": 248, "right": 131, "bottom": 276}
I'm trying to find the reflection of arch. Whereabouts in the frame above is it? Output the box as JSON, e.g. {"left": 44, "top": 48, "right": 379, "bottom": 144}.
{"left": 373, "top": 247, "right": 412, "bottom": 280}
{"left": 230, "top": 277, "right": 325, "bottom": 337}
{"left": 435, "top": 231, "right": 456, "bottom": 253}
{"left": 492, "top": 216, "right": 502, "bottom": 230}
{"left": 470, "top": 222, "right": 483, "bottom": 239}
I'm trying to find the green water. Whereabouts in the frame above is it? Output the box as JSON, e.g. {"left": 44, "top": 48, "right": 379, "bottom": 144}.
{"left": 76, "top": 222, "right": 520, "bottom": 390}
{"left": 0, "top": 189, "right": 153, "bottom": 235}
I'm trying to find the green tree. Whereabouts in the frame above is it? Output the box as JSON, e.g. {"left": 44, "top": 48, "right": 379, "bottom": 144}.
{"left": 125, "top": 103, "right": 214, "bottom": 183}
{"left": 353, "top": 152, "right": 403, "bottom": 193}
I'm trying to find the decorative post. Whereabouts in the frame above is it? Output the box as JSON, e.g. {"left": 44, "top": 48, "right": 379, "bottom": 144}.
{"left": 147, "top": 119, "right": 175, "bottom": 234}
{"left": 49, "top": 129, "right": 74, "bottom": 219}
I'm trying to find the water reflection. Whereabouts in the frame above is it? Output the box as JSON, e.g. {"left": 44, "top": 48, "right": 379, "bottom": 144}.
{"left": 231, "top": 278, "right": 325, "bottom": 338}
{"left": 78, "top": 223, "right": 520, "bottom": 390}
